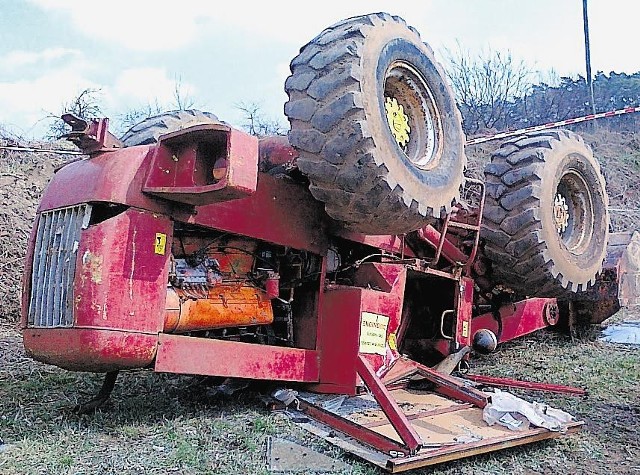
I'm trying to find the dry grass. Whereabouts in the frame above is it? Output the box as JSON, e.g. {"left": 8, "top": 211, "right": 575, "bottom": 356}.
{"left": 0, "top": 322, "right": 370, "bottom": 475}
{"left": 1, "top": 316, "right": 638, "bottom": 475}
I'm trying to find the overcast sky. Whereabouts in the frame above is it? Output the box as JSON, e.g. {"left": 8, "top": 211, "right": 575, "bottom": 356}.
{"left": 1, "top": 0, "right": 639, "bottom": 139}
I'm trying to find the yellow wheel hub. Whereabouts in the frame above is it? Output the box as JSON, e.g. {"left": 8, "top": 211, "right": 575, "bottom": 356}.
{"left": 385, "top": 97, "right": 411, "bottom": 148}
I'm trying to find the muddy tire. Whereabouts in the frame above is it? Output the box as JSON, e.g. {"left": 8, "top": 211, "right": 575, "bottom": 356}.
{"left": 482, "top": 130, "right": 609, "bottom": 297}
{"left": 120, "top": 110, "right": 220, "bottom": 146}
{"left": 284, "top": 13, "right": 466, "bottom": 235}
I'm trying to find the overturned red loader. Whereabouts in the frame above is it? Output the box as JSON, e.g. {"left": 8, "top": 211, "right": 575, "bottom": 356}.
{"left": 23, "top": 13, "right": 619, "bottom": 471}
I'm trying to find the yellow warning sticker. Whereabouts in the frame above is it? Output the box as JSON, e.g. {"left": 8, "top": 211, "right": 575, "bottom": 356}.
{"left": 359, "top": 312, "right": 389, "bottom": 356}
{"left": 388, "top": 333, "right": 397, "bottom": 351}
{"left": 462, "top": 320, "right": 469, "bottom": 338}
{"left": 154, "top": 233, "right": 167, "bottom": 255}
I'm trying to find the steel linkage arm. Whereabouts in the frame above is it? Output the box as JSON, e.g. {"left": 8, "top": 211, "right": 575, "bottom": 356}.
{"left": 356, "top": 355, "right": 422, "bottom": 454}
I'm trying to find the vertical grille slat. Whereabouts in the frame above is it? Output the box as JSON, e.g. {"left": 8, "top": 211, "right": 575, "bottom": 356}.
{"left": 44, "top": 210, "right": 60, "bottom": 327}
{"left": 44, "top": 210, "right": 59, "bottom": 327}
{"left": 28, "top": 204, "right": 90, "bottom": 328}
{"left": 59, "top": 207, "right": 78, "bottom": 326}
{"left": 51, "top": 208, "right": 68, "bottom": 327}
{"left": 28, "top": 214, "right": 47, "bottom": 326}
{"left": 34, "top": 211, "right": 55, "bottom": 326}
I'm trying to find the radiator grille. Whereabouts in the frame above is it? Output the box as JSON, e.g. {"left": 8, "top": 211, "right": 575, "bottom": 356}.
{"left": 28, "top": 204, "right": 91, "bottom": 328}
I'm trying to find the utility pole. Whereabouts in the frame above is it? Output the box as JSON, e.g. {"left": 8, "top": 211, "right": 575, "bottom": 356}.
{"left": 582, "top": 0, "right": 597, "bottom": 116}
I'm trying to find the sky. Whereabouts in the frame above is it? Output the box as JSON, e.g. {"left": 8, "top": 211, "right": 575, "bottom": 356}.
{"left": 1, "top": 0, "right": 639, "bottom": 139}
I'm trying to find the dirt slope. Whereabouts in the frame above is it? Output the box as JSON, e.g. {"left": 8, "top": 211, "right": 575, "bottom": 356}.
{"left": 0, "top": 145, "right": 68, "bottom": 320}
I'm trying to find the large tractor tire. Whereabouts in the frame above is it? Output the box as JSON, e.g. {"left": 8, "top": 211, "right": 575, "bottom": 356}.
{"left": 120, "top": 110, "right": 220, "bottom": 146}
{"left": 482, "top": 130, "right": 609, "bottom": 297}
{"left": 285, "top": 13, "right": 466, "bottom": 235}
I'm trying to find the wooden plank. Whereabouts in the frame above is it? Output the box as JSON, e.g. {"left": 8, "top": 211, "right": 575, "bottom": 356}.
{"left": 291, "top": 384, "right": 584, "bottom": 472}
{"left": 348, "top": 390, "right": 456, "bottom": 427}
{"left": 363, "top": 403, "right": 474, "bottom": 429}
{"left": 388, "top": 423, "right": 583, "bottom": 472}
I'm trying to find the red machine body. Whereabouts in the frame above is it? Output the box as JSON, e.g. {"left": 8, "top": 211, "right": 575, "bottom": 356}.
{"left": 22, "top": 119, "right": 558, "bottom": 387}
{"left": 21, "top": 120, "right": 578, "bottom": 470}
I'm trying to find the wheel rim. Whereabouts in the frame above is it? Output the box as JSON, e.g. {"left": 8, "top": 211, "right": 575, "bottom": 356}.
{"left": 554, "top": 170, "right": 595, "bottom": 254}
{"left": 384, "top": 61, "right": 443, "bottom": 170}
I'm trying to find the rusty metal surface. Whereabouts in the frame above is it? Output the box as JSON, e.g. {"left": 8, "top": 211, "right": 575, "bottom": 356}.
{"left": 173, "top": 173, "right": 330, "bottom": 255}
{"left": 72, "top": 208, "right": 171, "bottom": 333}
{"left": 455, "top": 277, "right": 474, "bottom": 351}
{"left": 155, "top": 334, "right": 320, "bottom": 382}
{"left": 62, "top": 115, "right": 123, "bottom": 154}
{"left": 23, "top": 208, "right": 172, "bottom": 370}
{"left": 310, "top": 286, "right": 361, "bottom": 395}
{"left": 290, "top": 354, "right": 585, "bottom": 473}
{"left": 293, "top": 378, "right": 582, "bottom": 473}
{"left": 28, "top": 204, "right": 89, "bottom": 328}
{"left": 37, "top": 144, "right": 328, "bottom": 255}
{"left": 297, "top": 397, "right": 410, "bottom": 456}
{"left": 464, "top": 374, "right": 587, "bottom": 396}
{"left": 21, "top": 117, "right": 589, "bottom": 471}
{"left": 37, "top": 145, "right": 171, "bottom": 215}
{"left": 356, "top": 355, "right": 422, "bottom": 453}
{"left": 416, "top": 225, "right": 468, "bottom": 265}
{"left": 164, "top": 284, "right": 273, "bottom": 333}
{"left": 352, "top": 264, "right": 406, "bottom": 376}
{"left": 388, "top": 358, "right": 488, "bottom": 409}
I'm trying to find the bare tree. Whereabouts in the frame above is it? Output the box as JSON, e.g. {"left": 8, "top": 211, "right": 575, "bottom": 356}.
{"left": 236, "top": 101, "right": 286, "bottom": 137}
{"left": 445, "top": 45, "right": 532, "bottom": 134}
{"left": 172, "top": 76, "right": 196, "bottom": 111}
{"left": 46, "top": 88, "right": 103, "bottom": 139}
{"left": 115, "top": 78, "right": 198, "bottom": 136}
{"left": 115, "top": 101, "right": 164, "bottom": 136}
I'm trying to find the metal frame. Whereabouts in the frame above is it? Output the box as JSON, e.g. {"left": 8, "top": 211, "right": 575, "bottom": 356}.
{"left": 463, "top": 374, "right": 587, "bottom": 396}
{"left": 298, "top": 355, "right": 489, "bottom": 457}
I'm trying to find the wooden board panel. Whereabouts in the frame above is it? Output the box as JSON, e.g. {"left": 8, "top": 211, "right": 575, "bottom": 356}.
{"left": 295, "top": 387, "right": 583, "bottom": 472}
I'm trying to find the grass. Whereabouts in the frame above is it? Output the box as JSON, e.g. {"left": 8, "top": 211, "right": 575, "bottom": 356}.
{"left": 1, "top": 316, "right": 639, "bottom": 475}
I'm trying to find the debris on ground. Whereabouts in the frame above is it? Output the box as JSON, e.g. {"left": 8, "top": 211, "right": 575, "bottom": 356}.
{"left": 483, "top": 389, "right": 575, "bottom": 432}
{"left": 266, "top": 437, "right": 349, "bottom": 473}
{"left": 600, "top": 320, "right": 640, "bottom": 345}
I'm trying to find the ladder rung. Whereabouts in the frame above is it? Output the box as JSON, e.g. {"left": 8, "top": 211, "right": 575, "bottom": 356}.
{"left": 448, "top": 221, "right": 481, "bottom": 231}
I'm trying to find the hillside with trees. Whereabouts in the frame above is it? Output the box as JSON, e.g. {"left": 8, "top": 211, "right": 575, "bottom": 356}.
{"left": 447, "top": 48, "right": 640, "bottom": 234}
{"left": 446, "top": 48, "right": 640, "bottom": 135}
